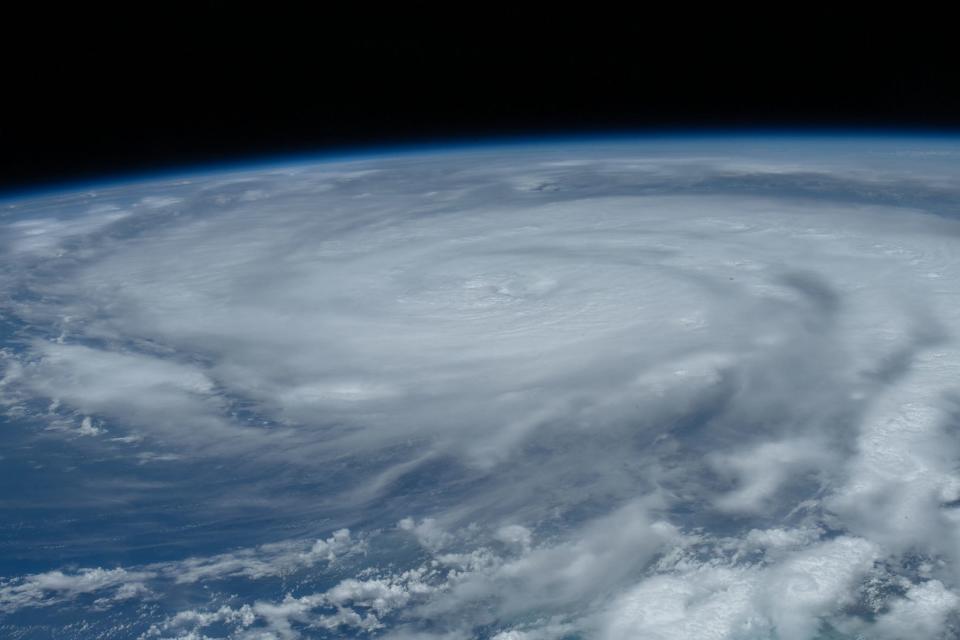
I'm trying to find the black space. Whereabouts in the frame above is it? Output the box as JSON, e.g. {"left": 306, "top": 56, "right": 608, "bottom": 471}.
{"left": 2, "top": 6, "right": 957, "bottom": 192}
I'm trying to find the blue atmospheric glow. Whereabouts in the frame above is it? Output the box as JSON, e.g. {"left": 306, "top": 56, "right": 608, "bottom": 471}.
{"left": 6, "top": 127, "right": 960, "bottom": 202}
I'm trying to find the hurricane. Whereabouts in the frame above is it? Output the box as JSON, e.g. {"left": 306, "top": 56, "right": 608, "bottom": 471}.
{"left": 2, "top": 137, "right": 960, "bottom": 639}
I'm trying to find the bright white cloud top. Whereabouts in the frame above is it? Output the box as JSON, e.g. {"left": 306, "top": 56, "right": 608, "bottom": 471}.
{"left": 1, "top": 137, "right": 960, "bottom": 638}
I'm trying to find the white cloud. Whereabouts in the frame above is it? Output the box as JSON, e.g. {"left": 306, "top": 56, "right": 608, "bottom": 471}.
{"left": 709, "top": 437, "right": 837, "bottom": 513}
{"left": 13, "top": 341, "right": 276, "bottom": 453}
{"left": 158, "top": 528, "right": 364, "bottom": 585}
{"left": 869, "top": 579, "right": 960, "bottom": 639}
{"left": 601, "top": 565, "right": 763, "bottom": 640}
{"left": 0, "top": 529, "right": 365, "bottom": 616}
{"left": 2, "top": 207, "right": 129, "bottom": 255}
{"left": 760, "top": 537, "right": 879, "bottom": 640}
{"left": 77, "top": 415, "right": 103, "bottom": 436}
{"left": 494, "top": 524, "right": 532, "bottom": 551}
{"left": 0, "top": 567, "right": 154, "bottom": 612}
{"left": 138, "top": 196, "right": 183, "bottom": 209}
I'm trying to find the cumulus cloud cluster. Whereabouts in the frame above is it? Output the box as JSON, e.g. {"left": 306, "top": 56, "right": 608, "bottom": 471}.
{"left": 2, "top": 139, "right": 960, "bottom": 638}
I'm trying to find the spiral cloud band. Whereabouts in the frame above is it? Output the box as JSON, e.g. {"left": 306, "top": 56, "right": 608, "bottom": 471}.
{"left": 2, "top": 138, "right": 960, "bottom": 638}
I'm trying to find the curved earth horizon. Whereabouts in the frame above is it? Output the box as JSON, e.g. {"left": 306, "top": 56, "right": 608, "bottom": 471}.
{"left": 1, "top": 136, "right": 960, "bottom": 639}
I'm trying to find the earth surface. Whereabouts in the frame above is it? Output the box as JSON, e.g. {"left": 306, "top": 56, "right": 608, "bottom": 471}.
{"left": 2, "top": 137, "right": 960, "bottom": 639}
